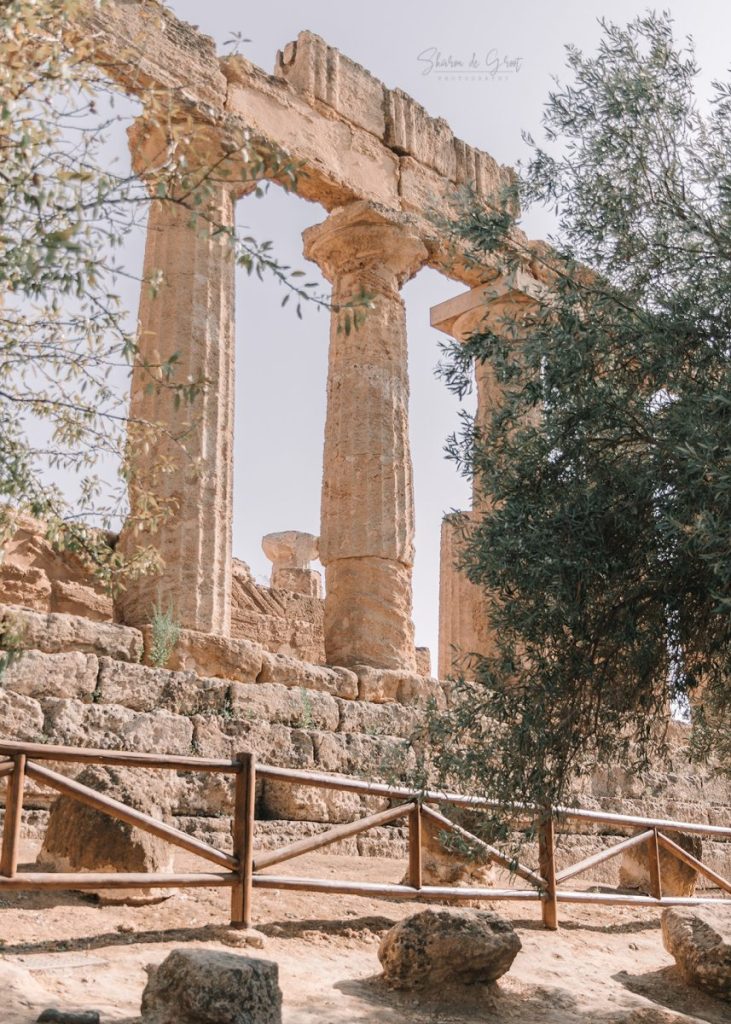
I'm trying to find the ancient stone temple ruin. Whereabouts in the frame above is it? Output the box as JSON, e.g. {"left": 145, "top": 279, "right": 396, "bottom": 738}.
{"left": 1, "top": 1, "right": 729, "bottom": 881}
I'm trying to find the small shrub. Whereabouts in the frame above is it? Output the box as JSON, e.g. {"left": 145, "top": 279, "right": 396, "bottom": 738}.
{"left": 0, "top": 615, "right": 25, "bottom": 680}
{"left": 149, "top": 600, "right": 181, "bottom": 668}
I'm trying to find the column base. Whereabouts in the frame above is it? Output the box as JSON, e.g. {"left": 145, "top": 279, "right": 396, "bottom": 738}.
{"left": 324, "top": 556, "right": 416, "bottom": 671}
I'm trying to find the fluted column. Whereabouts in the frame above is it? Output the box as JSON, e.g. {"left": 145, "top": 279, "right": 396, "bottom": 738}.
{"left": 117, "top": 120, "right": 250, "bottom": 634}
{"left": 431, "top": 271, "right": 543, "bottom": 677}
{"left": 303, "top": 202, "right": 428, "bottom": 670}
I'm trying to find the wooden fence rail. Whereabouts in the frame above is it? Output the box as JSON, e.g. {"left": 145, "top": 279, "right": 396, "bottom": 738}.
{"left": 0, "top": 739, "right": 729, "bottom": 931}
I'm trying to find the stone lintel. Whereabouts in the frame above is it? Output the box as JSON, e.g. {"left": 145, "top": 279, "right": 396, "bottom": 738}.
{"left": 430, "top": 269, "right": 546, "bottom": 338}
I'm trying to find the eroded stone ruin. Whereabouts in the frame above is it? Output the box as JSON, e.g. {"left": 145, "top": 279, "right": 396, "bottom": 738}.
{"left": 1, "top": 0, "right": 729, "bottom": 883}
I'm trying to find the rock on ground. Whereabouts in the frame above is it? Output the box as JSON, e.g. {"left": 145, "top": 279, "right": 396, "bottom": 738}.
{"left": 37, "top": 764, "right": 176, "bottom": 905}
{"left": 620, "top": 831, "right": 702, "bottom": 896}
{"left": 398, "top": 814, "right": 494, "bottom": 896}
{"left": 378, "top": 908, "right": 521, "bottom": 989}
{"left": 140, "top": 948, "right": 282, "bottom": 1024}
{"left": 661, "top": 904, "right": 731, "bottom": 1001}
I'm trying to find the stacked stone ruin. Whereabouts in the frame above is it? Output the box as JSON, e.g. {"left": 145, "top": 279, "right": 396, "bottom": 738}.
{"left": 1, "top": 0, "right": 729, "bottom": 882}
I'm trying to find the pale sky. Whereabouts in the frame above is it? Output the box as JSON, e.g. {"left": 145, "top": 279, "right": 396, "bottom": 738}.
{"left": 107, "top": 1, "right": 731, "bottom": 661}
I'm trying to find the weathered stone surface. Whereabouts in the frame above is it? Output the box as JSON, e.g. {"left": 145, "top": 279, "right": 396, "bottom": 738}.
{"left": 335, "top": 696, "right": 418, "bottom": 738}
{"left": 415, "top": 647, "right": 431, "bottom": 677}
{"left": 149, "top": 627, "right": 264, "bottom": 683}
{"left": 662, "top": 905, "right": 731, "bottom": 1001}
{"left": 224, "top": 56, "right": 400, "bottom": 211}
{"left": 0, "top": 688, "right": 44, "bottom": 741}
{"left": 141, "top": 948, "right": 282, "bottom": 1024}
{"left": 2, "top": 650, "right": 98, "bottom": 702}
{"left": 355, "top": 664, "right": 446, "bottom": 706}
{"left": 385, "top": 89, "right": 456, "bottom": 179}
{"left": 42, "top": 699, "right": 193, "bottom": 755}
{"left": 0, "top": 564, "right": 51, "bottom": 611}
{"left": 0, "top": 604, "right": 142, "bottom": 661}
{"left": 620, "top": 830, "right": 702, "bottom": 896}
{"left": 97, "top": 657, "right": 229, "bottom": 715}
{"left": 37, "top": 764, "right": 176, "bottom": 904}
{"left": 229, "top": 680, "right": 339, "bottom": 732}
{"left": 50, "top": 579, "right": 113, "bottom": 621}
{"left": 378, "top": 909, "right": 521, "bottom": 989}
{"left": 262, "top": 531, "right": 318, "bottom": 574}
{"left": 259, "top": 651, "right": 357, "bottom": 699}
{"left": 231, "top": 573, "right": 324, "bottom": 664}
{"left": 276, "top": 31, "right": 386, "bottom": 139}
{"left": 261, "top": 779, "right": 388, "bottom": 824}
{"left": 311, "top": 729, "right": 412, "bottom": 777}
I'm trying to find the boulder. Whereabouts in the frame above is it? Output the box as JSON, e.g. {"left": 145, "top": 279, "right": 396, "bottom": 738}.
{"left": 662, "top": 904, "right": 731, "bottom": 1001}
{"left": 37, "top": 764, "right": 176, "bottom": 904}
{"left": 378, "top": 908, "right": 521, "bottom": 989}
{"left": 140, "top": 948, "right": 282, "bottom": 1024}
{"left": 620, "top": 830, "right": 702, "bottom": 896}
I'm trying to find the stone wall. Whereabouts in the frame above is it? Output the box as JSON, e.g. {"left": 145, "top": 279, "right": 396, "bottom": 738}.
{"left": 0, "top": 603, "right": 729, "bottom": 887}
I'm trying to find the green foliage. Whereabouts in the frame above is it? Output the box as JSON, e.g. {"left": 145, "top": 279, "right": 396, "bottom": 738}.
{"left": 432, "top": 12, "right": 731, "bottom": 818}
{"left": 148, "top": 600, "right": 181, "bottom": 669}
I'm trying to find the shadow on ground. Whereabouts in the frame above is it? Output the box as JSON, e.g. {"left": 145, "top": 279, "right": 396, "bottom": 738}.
{"left": 615, "top": 965, "right": 730, "bottom": 1024}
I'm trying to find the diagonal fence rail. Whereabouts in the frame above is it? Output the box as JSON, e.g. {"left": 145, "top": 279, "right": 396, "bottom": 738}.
{"left": 0, "top": 739, "right": 729, "bottom": 931}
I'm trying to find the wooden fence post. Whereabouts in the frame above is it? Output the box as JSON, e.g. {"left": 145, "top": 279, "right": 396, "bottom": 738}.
{"left": 1, "top": 754, "right": 26, "bottom": 878}
{"left": 408, "top": 804, "right": 423, "bottom": 889}
{"left": 538, "top": 811, "right": 558, "bottom": 930}
{"left": 647, "top": 828, "right": 662, "bottom": 899}
{"left": 230, "top": 751, "right": 255, "bottom": 928}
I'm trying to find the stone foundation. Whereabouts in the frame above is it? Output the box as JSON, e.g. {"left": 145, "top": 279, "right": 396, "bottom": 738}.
{"left": 0, "top": 604, "right": 729, "bottom": 889}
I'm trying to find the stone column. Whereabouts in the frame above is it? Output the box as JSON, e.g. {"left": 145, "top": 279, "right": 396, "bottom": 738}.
{"left": 431, "top": 271, "right": 544, "bottom": 677}
{"left": 117, "top": 120, "right": 250, "bottom": 635}
{"left": 303, "top": 202, "right": 428, "bottom": 670}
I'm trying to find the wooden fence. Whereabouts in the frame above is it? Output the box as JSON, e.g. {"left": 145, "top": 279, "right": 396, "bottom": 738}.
{"left": 0, "top": 739, "right": 729, "bottom": 931}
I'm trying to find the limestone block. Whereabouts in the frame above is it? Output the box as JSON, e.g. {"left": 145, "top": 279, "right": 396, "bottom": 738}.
{"left": 140, "top": 948, "right": 282, "bottom": 1024}
{"left": 619, "top": 830, "right": 703, "bottom": 896}
{"left": 398, "top": 156, "right": 460, "bottom": 221}
{"left": 37, "top": 764, "right": 176, "bottom": 905}
{"left": 42, "top": 699, "right": 193, "bottom": 755}
{"left": 355, "top": 665, "right": 446, "bottom": 707}
{"left": 148, "top": 627, "right": 264, "bottom": 683}
{"left": 231, "top": 573, "right": 325, "bottom": 664}
{"left": 271, "top": 567, "right": 322, "bottom": 598}
{"left": 98, "top": 657, "right": 229, "bottom": 715}
{"left": 223, "top": 58, "right": 400, "bottom": 210}
{"left": 0, "top": 604, "right": 142, "bottom": 661}
{"left": 335, "top": 697, "right": 418, "bottom": 739}
{"left": 78, "top": 0, "right": 227, "bottom": 112}
{"left": 0, "top": 688, "right": 44, "bottom": 741}
{"left": 229, "top": 680, "right": 339, "bottom": 732}
{"left": 378, "top": 909, "right": 521, "bottom": 989}
{"left": 226, "top": 720, "right": 315, "bottom": 770}
{"left": 385, "top": 89, "right": 456, "bottom": 180}
{"left": 2, "top": 650, "right": 98, "bottom": 702}
{"left": 258, "top": 651, "right": 357, "bottom": 699}
{"left": 311, "top": 729, "right": 411, "bottom": 777}
{"left": 50, "top": 579, "right": 113, "bottom": 621}
{"left": 261, "top": 779, "right": 388, "bottom": 824}
{"left": 0, "top": 564, "right": 51, "bottom": 611}
{"left": 662, "top": 905, "right": 731, "bottom": 1001}
{"left": 275, "top": 31, "right": 386, "bottom": 139}
{"left": 453, "top": 137, "right": 515, "bottom": 201}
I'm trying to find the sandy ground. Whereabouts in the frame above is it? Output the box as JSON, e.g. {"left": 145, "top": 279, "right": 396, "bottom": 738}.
{"left": 1, "top": 840, "right": 728, "bottom": 1024}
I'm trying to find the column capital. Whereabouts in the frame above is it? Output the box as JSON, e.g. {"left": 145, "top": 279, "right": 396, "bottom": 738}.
{"left": 430, "top": 268, "right": 547, "bottom": 341}
{"left": 128, "top": 112, "right": 257, "bottom": 200}
{"left": 303, "top": 201, "right": 428, "bottom": 287}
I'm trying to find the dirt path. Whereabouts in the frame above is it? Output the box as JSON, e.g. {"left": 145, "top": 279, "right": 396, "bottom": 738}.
{"left": 1, "top": 841, "right": 727, "bottom": 1024}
